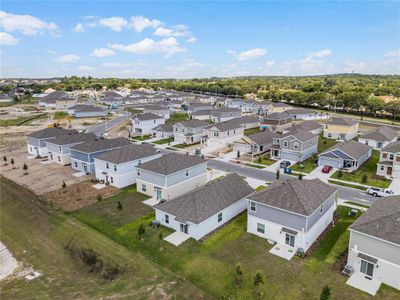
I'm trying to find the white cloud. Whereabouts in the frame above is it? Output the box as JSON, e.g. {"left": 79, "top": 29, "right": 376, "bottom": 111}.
{"left": 153, "top": 25, "right": 190, "bottom": 37}
{"left": 91, "top": 48, "right": 116, "bottom": 57}
{"left": 0, "top": 32, "right": 17, "bottom": 45}
{"left": 0, "top": 11, "right": 59, "bottom": 36}
{"left": 302, "top": 49, "right": 332, "bottom": 63}
{"left": 74, "top": 23, "right": 85, "bottom": 32}
{"left": 101, "top": 62, "right": 127, "bottom": 68}
{"left": 385, "top": 49, "right": 400, "bottom": 57}
{"left": 98, "top": 17, "right": 128, "bottom": 31}
{"left": 46, "top": 50, "right": 56, "bottom": 54}
{"left": 110, "top": 37, "right": 185, "bottom": 56}
{"left": 130, "top": 15, "right": 163, "bottom": 32}
{"left": 228, "top": 48, "right": 267, "bottom": 61}
{"left": 78, "top": 65, "right": 95, "bottom": 71}
{"left": 265, "top": 60, "right": 275, "bottom": 67}
{"left": 56, "top": 54, "right": 80, "bottom": 63}
{"left": 187, "top": 37, "right": 197, "bottom": 43}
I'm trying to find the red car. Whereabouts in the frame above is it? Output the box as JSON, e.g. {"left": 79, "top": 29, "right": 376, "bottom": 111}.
{"left": 322, "top": 166, "right": 332, "bottom": 174}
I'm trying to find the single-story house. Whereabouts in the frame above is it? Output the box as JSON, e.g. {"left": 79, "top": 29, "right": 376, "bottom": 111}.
{"left": 46, "top": 132, "right": 96, "bottom": 165}
{"left": 26, "top": 127, "right": 77, "bottom": 157}
{"left": 211, "top": 107, "right": 242, "bottom": 123}
{"left": 287, "top": 108, "right": 330, "bottom": 120}
{"left": 260, "top": 111, "right": 293, "bottom": 133}
{"left": 154, "top": 174, "right": 254, "bottom": 240}
{"left": 94, "top": 144, "right": 161, "bottom": 188}
{"left": 70, "top": 137, "right": 130, "bottom": 175}
{"left": 346, "top": 196, "right": 400, "bottom": 293}
{"left": 323, "top": 117, "right": 359, "bottom": 141}
{"left": 136, "top": 153, "right": 207, "bottom": 202}
{"left": 318, "top": 140, "right": 372, "bottom": 171}
{"left": 204, "top": 120, "right": 244, "bottom": 147}
{"left": 358, "top": 126, "right": 398, "bottom": 150}
{"left": 38, "top": 91, "right": 77, "bottom": 109}
{"left": 376, "top": 141, "right": 400, "bottom": 179}
{"left": 152, "top": 124, "right": 174, "bottom": 139}
{"left": 291, "top": 120, "right": 323, "bottom": 135}
{"left": 68, "top": 105, "right": 108, "bottom": 118}
{"left": 247, "top": 178, "right": 337, "bottom": 253}
{"left": 131, "top": 113, "right": 165, "bottom": 137}
{"left": 173, "top": 120, "right": 210, "bottom": 145}
{"left": 233, "top": 130, "right": 279, "bottom": 155}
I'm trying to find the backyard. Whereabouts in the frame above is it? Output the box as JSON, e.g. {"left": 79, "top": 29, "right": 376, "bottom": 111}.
{"left": 167, "top": 112, "right": 189, "bottom": 124}
{"left": 244, "top": 127, "right": 261, "bottom": 136}
{"left": 330, "top": 150, "right": 392, "bottom": 188}
{"left": 318, "top": 135, "right": 339, "bottom": 153}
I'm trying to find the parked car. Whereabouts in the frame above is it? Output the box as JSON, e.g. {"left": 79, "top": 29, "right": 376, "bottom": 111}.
{"left": 367, "top": 187, "right": 395, "bottom": 197}
{"left": 322, "top": 166, "right": 332, "bottom": 173}
{"left": 279, "top": 160, "right": 291, "bottom": 168}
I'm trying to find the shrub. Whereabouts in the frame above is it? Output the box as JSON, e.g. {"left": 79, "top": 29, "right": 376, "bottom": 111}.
{"left": 361, "top": 174, "right": 368, "bottom": 184}
{"left": 276, "top": 170, "right": 280, "bottom": 179}
{"left": 337, "top": 170, "right": 343, "bottom": 179}
{"left": 62, "top": 181, "right": 67, "bottom": 189}
{"left": 320, "top": 285, "right": 331, "bottom": 300}
{"left": 138, "top": 223, "right": 145, "bottom": 240}
{"left": 298, "top": 173, "right": 303, "bottom": 180}
{"left": 96, "top": 194, "right": 102, "bottom": 202}
{"left": 117, "top": 201, "right": 123, "bottom": 211}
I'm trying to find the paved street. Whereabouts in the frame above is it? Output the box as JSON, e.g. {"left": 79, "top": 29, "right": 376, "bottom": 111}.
{"left": 86, "top": 112, "right": 130, "bottom": 136}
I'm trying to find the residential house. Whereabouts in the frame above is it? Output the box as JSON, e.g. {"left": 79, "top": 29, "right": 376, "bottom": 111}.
{"left": 204, "top": 120, "right": 244, "bottom": 148}
{"left": 187, "top": 103, "right": 214, "bottom": 113}
{"left": 94, "top": 144, "right": 161, "bottom": 188}
{"left": 241, "top": 100, "right": 258, "bottom": 113}
{"left": 152, "top": 124, "right": 174, "bottom": 139}
{"left": 144, "top": 104, "right": 170, "bottom": 119}
{"left": 358, "top": 126, "right": 398, "bottom": 150}
{"left": 38, "top": 91, "right": 76, "bottom": 109}
{"left": 346, "top": 196, "right": 400, "bottom": 293}
{"left": 173, "top": 120, "right": 210, "bottom": 145}
{"left": 247, "top": 179, "right": 337, "bottom": 253}
{"left": 225, "top": 98, "right": 244, "bottom": 109}
{"left": 131, "top": 113, "right": 165, "bottom": 136}
{"left": 70, "top": 137, "right": 130, "bottom": 175}
{"left": 270, "top": 129, "right": 318, "bottom": 162}
{"left": 376, "top": 141, "right": 400, "bottom": 179}
{"left": 136, "top": 153, "right": 207, "bottom": 201}
{"left": 68, "top": 105, "right": 108, "bottom": 118}
{"left": 291, "top": 120, "right": 323, "bottom": 135}
{"left": 232, "top": 115, "right": 260, "bottom": 130}
{"left": 0, "top": 94, "right": 13, "bottom": 103}
{"left": 154, "top": 174, "right": 254, "bottom": 240}
{"left": 268, "top": 102, "right": 290, "bottom": 114}
{"left": 323, "top": 117, "right": 359, "bottom": 141}
{"left": 287, "top": 108, "right": 330, "bottom": 120}
{"left": 191, "top": 110, "right": 213, "bottom": 120}
{"left": 46, "top": 132, "right": 96, "bottom": 165}
{"left": 211, "top": 107, "right": 242, "bottom": 123}
{"left": 318, "top": 140, "right": 372, "bottom": 171}
{"left": 260, "top": 111, "right": 293, "bottom": 133}
{"left": 26, "top": 128, "right": 77, "bottom": 157}
{"left": 233, "top": 130, "right": 279, "bottom": 155}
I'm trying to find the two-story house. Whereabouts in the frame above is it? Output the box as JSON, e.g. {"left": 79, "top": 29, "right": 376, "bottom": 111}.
{"left": 136, "top": 153, "right": 207, "bottom": 202}
{"left": 70, "top": 137, "right": 130, "bottom": 175}
{"left": 268, "top": 102, "right": 290, "bottom": 114}
{"left": 247, "top": 179, "right": 337, "bottom": 258}
{"left": 358, "top": 126, "right": 398, "bottom": 150}
{"left": 204, "top": 120, "right": 244, "bottom": 147}
{"left": 241, "top": 100, "right": 258, "bottom": 113}
{"left": 233, "top": 130, "right": 279, "bottom": 155}
{"left": 211, "top": 108, "right": 242, "bottom": 123}
{"left": 46, "top": 132, "right": 96, "bottom": 165}
{"left": 187, "top": 103, "right": 214, "bottom": 113}
{"left": 143, "top": 104, "right": 170, "bottom": 119}
{"left": 260, "top": 111, "right": 293, "bottom": 133}
{"left": 346, "top": 196, "right": 400, "bottom": 295}
{"left": 224, "top": 98, "right": 245, "bottom": 109}
{"left": 131, "top": 113, "right": 165, "bottom": 137}
{"left": 376, "top": 141, "right": 400, "bottom": 179}
{"left": 94, "top": 144, "right": 161, "bottom": 188}
{"left": 231, "top": 115, "right": 260, "bottom": 130}
{"left": 318, "top": 140, "right": 372, "bottom": 171}
{"left": 191, "top": 110, "right": 213, "bottom": 120}
{"left": 26, "top": 128, "right": 77, "bottom": 157}
{"left": 291, "top": 120, "right": 323, "bottom": 135}
{"left": 270, "top": 129, "right": 318, "bottom": 162}
{"left": 323, "top": 117, "right": 359, "bottom": 141}
{"left": 68, "top": 105, "right": 108, "bottom": 118}
{"left": 154, "top": 174, "right": 254, "bottom": 240}
{"left": 287, "top": 108, "right": 330, "bottom": 120}
{"left": 173, "top": 120, "right": 210, "bottom": 145}
{"left": 152, "top": 124, "right": 174, "bottom": 139}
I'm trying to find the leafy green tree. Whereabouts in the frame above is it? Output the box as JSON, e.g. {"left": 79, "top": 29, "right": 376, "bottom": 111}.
{"left": 234, "top": 263, "right": 243, "bottom": 287}
{"left": 298, "top": 173, "right": 303, "bottom": 180}
{"left": 253, "top": 270, "right": 265, "bottom": 297}
{"left": 10, "top": 158, "right": 15, "bottom": 168}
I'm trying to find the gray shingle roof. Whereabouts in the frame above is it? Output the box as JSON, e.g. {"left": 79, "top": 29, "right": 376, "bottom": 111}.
{"left": 350, "top": 196, "right": 400, "bottom": 245}
{"left": 327, "top": 116, "right": 359, "bottom": 126}
{"left": 210, "top": 120, "right": 242, "bottom": 131}
{"left": 264, "top": 111, "right": 292, "bottom": 120}
{"left": 381, "top": 141, "right": 400, "bottom": 153}
{"left": 153, "top": 124, "right": 173, "bottom": 132}
{"left": 191, "top": 109, "right": 213, "bottom": 116}
{"left": 27, "top": 128, "right": 77, "bottom": 139}
{"left": 176, "top": 120, "right": 209, "bottom": 128}
{"left": 70, "top": 137, "right": 129, "bottom": 153}
{"left": 46, "top": 132, "right": 96, "bottom": 145}
{"left": 287, "top": 108, "right": 317, "bottom": 115}
{"left": 249, "top": 178, "right": 337, "bottom": 216}
{"left": 321, "top": 140, "right": 372, "bottom": 160}
{"left": 232, "top": 115, "right": 259, "bottom": 125}
{"left": 135, "top": 112, "right": 164, "bottom": 121}
{"left": 280, "top": 129, "right": 317, "bottom": 142}
{"left": 247, "top": 130, "right": 279, "bottom": 145}
{"left": 137, "top": 153, "right": 206, "bottom": 175}
{"left": 96, "top": 144, "right": 159, "bottom": 164}
{"left": 292, "top": 121, "right": 322, "bottom": 132}
{"left": 362, "top": 126, "right": 398, "bottom": 142}
{"left": 41, "top": 91, "right": 73, "bottom": 103}
{"left": 155, "top": 174, "right": 254, "bottom": 224}
{"left": 144, "top": 104, "right": 168, "bottom": 111}
{"left": 71, "top": 105, "right": 106, "bottom": 113}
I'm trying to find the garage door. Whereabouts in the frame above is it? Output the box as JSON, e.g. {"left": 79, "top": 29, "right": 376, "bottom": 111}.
{"left": 281, "top": 151, "right": 299, "bottom": 161}
{"left": 319, "top": 156, "right": 341, "bottom": 168}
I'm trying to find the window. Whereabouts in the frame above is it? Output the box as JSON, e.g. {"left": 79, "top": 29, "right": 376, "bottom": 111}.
{"left": 58, "top": 156, "right": 61, "bottom": 162}
{"left": 380, "top": 166, "right": 385, "bottom": 171}
{"left": 114, "top": 165, "right": 117, "bottom": 171}
{"left": 185, "top": 169, "right": 189, "bottom": 176}
{"left": 165, "top": 214, "right": 169, "bottom": 224}
{"left": 257, "top": 223, "right": 265, "bottom": 234}
{"left": 137, "top": 169, "right": 141, "bottom": 176}
{"left": 218, "top": 212, "right": 223, "bottom": 222}
{"left": 234, "top": 130, "right": 236, "bottom": 134}
{"left": 30, "top": 147, "right": 32, "bottom": 152}
{"left": 283, "top": 141, "right": 288, "bottom": 147}
{"left": 389, "top": 154, "right": 394, "bottom": 160}
{"left": 142, "top": 184, "right": 146, "bottom": 192}
{"left": 111, "top": 177, "right": 114, "bottom": 183}
{"left": 250, "top": 201, "right": 256, "bottom": 212}
{"left": 320, "top": 204, "right": 323, "bottom": 214}
{"left": 227, "top": 131, "right": 230, "bottom": 136}
{"left": 74, "top": 162, "right": 78, "bottom": 168}
{"left": 59, "top": 146, "right": 61, "bottom": 151}
{"left": 365, "top": 140, "right": 369, "bottom": 145}
{"left": 328, "top": 133, "right": 332, "bottom": 138}
{"left": 293, "top": 142, "right": 299, "bottom": 149}
{"left": 106, "top": 162, "right": 109, "bottom": 169}
{"left": 138, "top": 159, "right": 141, "bottom": 165}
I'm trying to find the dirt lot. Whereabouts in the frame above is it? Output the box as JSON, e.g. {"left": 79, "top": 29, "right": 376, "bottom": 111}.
{"left": 44, "top": 180, "right": 118, "bottom": 211}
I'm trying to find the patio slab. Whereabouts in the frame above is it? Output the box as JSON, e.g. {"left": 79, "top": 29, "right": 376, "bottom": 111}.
{"left": 164, "top": 231, "right": 190, "bottom": 246}
{"left": 92, "top": 183, "right": 106, "bottom": 189}
{"left": 40, "top": 160, "right": 53, "bottom": 165}
{"left": 269, "top": 243, "right": 296, "bottom": 260}
{"left": 26, "top": 155, "right": 36, "bottom": 159}
{"left": 143, "top": 197, "right": 160, "bottom": 206}
{"left": 72, "top": 171, "right": 86, "bottom": 177}
{"left": 346, "top": 272, "right": 382, "bottom": 296}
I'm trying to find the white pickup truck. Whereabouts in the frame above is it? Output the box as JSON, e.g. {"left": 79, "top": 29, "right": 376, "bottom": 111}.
{"left": 367, "top": 187, "right": 395, "bottom": 197}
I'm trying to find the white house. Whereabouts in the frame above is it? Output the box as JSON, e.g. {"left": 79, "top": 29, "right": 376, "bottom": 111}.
{"left": 204, "top": 120, "right": 244, "bottom": 148}
{"left": 136, "top": 153, "right": 207, "bottom": 202}
{"left": 211, "top": 108, "right": 241, "bottom": 123}
{"left": 287, "top": 108, "right": 330, "bottom": 121}
{"left": 173, "top": 120, "right": 210, "bottom": 145}
{"left": 154, "top": 174, "right": 254, "bottom": 240}
{"left": 191, "top": 110, "right": 213, "bottom": 120}
{"left": 358, "top": 126, "right": 398, "bottom": 150}
{"left": 94, "top": 144, "right": 161, "bottom": 188}
{"left": 323, "top": 117, "right": 359, "bottom": 141}
{"left": 247, "top": 179, "right": 337, "bottom": 254}
{"left": 376, "top": 141, "right": 400, "bottom": 179}
{"left": 143, "top": 104, "right": 170, "bottom": 119}
{"left": 131, "top": 113, "right": 165, "bottom": 137}
{"left": 346, "top": 196, "right": 400, "bottom": 295}
{"left": 152, "top": 124, "right": 174, "bottom": 139}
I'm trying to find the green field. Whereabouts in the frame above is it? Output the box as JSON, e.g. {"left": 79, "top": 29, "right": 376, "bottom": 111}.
{"left": 132, "top": 134, "right": 152, "bottom": 141}
{"left": 173, "top": 142, "right": 200, "bottom": 149}
{"left": 331, "top": 150, "right": 391, "bottom": 188}
{"left": 0, "top": 177, "right": 207, "bottom": 299}
{"left": 153, "top": 137, "right": 174, "bottom": 145}
{"left": 0, "top": 113, "right": 47, "bottom": 127}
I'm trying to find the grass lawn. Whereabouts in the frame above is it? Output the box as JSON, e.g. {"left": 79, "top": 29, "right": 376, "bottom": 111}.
{"left": 344, "top": 201, "right": 370, "bottom": 209}
{"left": 53, "top": 111, "right": 68, "bottom": 120}
{"left": 253, "top": 155, "right": 276, "bottom": 166}
{"left": 174, "top": 142, "right": 200, "bottom": 149}
{"left": 0, "top": 177, "right": 207, "bottom": 299}
{"left": 244, "top": 127, "right": 260, "bottom": 136}
{"left": 132, "top": 134, "right": 152, "bottom": 141}
{"left": 0, "top": 113, "right": 47, "bottom": 127}
{"left": 126, "top": 108, "right": 143, "bottom": 114}
{"left": 153, "top": 137, "right": 174, "bottom": 145}
{"left": 166, "top": 112, "right": 189, "bottom": 124}
{"left": 328, "top": 179, "right": 368, "bottom": 191}
{"left": 330, "top": 150, "right": 391, "bottom": 188}
{"left": 290, "top": 156, "right": 318, "bottom": 173}
{"left": 245, "top": 163, "right": 265, "bottom": 169}
{"left": 318, "top": 135, "right": 339, "bottom": 153}
{"left": 73, "top": 193, "right": 400, "bottom": 299}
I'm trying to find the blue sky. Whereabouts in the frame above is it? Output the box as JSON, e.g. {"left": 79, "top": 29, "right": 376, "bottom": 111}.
{"left": 1, "top": 1, "right": 399, "bottom": 78}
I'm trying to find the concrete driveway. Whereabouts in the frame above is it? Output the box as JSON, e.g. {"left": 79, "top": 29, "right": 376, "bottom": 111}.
{"left": 306, "top": 165, "right": 336, "bottom": 182}
{"left": 388, "top": 179, "right": 400, "bottom": 195}
{"left": 265, "top": 159, "right": 297, "bottom": 172}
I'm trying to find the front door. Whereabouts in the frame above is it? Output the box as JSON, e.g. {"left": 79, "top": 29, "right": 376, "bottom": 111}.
{"left": 83, "top": 165, "right": 87, "bottom": 173}
{"left": 360, "top": 260, "right": 374, "bottom": 279}
{"left": 155, "top": 188, "right": 162, "bottom": 201}
{"left": 105, "top": 175, "right": 109, "bottom": 183}
{"left": 180, "top": 223, "right": 188, "bottom": 234}
{"left": 387, "top": 167, "right": 393, "bottom": 175}
{"left": 285, "top": 233, "right": 295, "bottom": 247}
